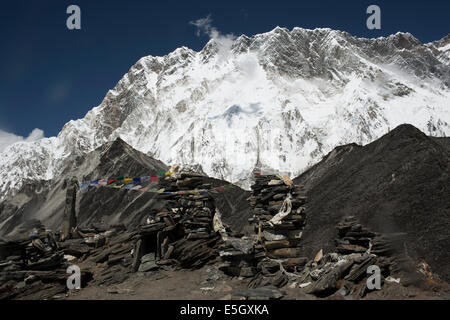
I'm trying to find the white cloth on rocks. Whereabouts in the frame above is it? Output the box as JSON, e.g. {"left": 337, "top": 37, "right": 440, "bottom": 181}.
{"left": 268, "top": 193, "right": 293, "bottom": 226}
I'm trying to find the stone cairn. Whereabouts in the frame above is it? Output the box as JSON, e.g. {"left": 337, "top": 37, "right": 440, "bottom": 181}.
{"left": 336, "top": 216, "right": 377, "bottom": 254}
{"left": 249, "top": 174, "right": 307, "bottom": 260}
{"left": 216, "top": 176, "right": 409, "bottom": 299}
{"left": 133, "top": 171, "right": 221, "bottom": 272}
{"left": 218, "top": 172, "right": 308, "bottom": 285}
{"left": 297, "top": 217, "right": 395, "bottom": 298}
{"left": 0, "top": 226, "right": 94, "bottom": 300}
{"left": 0, "top": 170, "right": 222, "bottom": 299}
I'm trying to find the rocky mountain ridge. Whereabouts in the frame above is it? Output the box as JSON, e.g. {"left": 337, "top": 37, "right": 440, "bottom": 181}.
{"left": 1, "top": 27, "right": 449, "bottom": 202}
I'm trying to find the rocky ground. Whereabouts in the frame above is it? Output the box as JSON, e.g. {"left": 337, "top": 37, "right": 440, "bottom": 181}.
{"left": 63, "top": 266, "right": 449, "bottom": 300}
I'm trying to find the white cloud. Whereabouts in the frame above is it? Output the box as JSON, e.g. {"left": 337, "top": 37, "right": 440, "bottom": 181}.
{"left": 235, "top": 52, "right": 261, "bottom": 80}
{"left": 190, "top": 15, "right": 213, "bottom": 37}
{"left": 189, "top": 15, "right": 262, "bottom": 79}
{"left": 0, "top": 128, "right": 45, "bottom": 152}
{"left": 190, "top": 15, "right": 236, "bottom": 61}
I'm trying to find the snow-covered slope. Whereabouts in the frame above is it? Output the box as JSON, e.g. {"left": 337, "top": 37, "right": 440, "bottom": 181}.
{"left": 1, "top": 27, "right": 449, "bottom": 200}
{"left": 427, "top": 34, "right": 450, "bottom": 63}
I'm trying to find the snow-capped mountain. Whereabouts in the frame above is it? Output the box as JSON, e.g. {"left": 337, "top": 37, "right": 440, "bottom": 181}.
{"left": 1, "top": 27, "right": 449, "bottom": 201}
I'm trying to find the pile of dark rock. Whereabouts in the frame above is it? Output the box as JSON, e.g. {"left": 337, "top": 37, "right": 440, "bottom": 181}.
{"left": 0, "top": 171, "right": 225, "bottom": 299}
{"left": 217, "top": 213, "right": 406, "bottom": 299}
{"left": 292, "top": 217, "right": 396, "bottom": 298}
{"left": 248, "top": 174, "right": 307, "bottom": 261}
{"left": 132, "top": 172, "right": 221, "bottom": 272}
{"left": 0, "top": 228, "right": 61, "bottom": 271}
{"left": 63, "top": 224, "right": 137, "bottom": 286}
{"left": 217, "top": 173, "right": 309, "bottom": 289}
{"left": 336, "top": 217, "right": 377, "bottom": 254}
{"left": 218, "top": 236, "right": 260, "bottom": 278}
{"left": 0, "top": 227, "right": 92, "bottom": 299}
{"left": 250, "top": 174, "right": 308, "bottom": 278}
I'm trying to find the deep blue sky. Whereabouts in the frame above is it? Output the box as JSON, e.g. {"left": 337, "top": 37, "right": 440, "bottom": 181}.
{"left": 0, "top": 0, "right": 448, "bottom": 138}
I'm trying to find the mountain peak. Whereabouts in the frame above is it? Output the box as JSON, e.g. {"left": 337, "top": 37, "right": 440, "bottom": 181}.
{"left": 0, "top": 27, "right": 449, "bottom": 201}
{"left": 385, "top": 123, "right": 427, "bottom": 137}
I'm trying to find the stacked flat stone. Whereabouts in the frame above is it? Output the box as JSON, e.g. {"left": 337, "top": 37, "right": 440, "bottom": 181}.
{"left": 133, "top": 172, "right": 218, "bottom": 271}
{"left": 175, "top": 173, "right": 215, "bottom": 240}
{"left": 335, "top": 216, "right": 377, "bottom": 254}
{"left": 218, "top": 237, "right": 260, "bottom": 278}
{"left": 0, "top": 228, "right": 93, "bottom": 299}
{"left": 248, "top": 174, "right": 307, "bottom": 264}
{"left": 0, "top": 229, "right": 63, "bottom": 273}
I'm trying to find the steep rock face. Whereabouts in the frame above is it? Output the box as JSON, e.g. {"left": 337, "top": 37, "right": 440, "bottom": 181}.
{"left": 427, "top": 34, "right": 450, "bottom": 65}
{"left": 1, "top": 27, "right": 449, "bottom": 201}
{"left": 0, "top": 138, "right": 251, "bottom": 238}
{"left": 293, "top": 124, "right": 450, "bottom": 282}
{"left": 0, "top": 138, "right": 168, "bottom": 237}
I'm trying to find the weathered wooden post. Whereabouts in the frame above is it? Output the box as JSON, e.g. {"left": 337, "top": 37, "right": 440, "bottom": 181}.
{"left": 61, "top": 176, "right": 79, "bottom": 241}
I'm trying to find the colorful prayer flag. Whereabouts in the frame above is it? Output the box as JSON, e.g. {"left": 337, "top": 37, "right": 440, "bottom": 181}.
{"left": 79, "top": 183, "right": 89, "bottom": 190}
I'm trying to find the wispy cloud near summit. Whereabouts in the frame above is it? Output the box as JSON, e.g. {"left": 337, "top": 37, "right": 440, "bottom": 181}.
{"left": 189, "top": 15, "right": 236, "bottom": 61}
